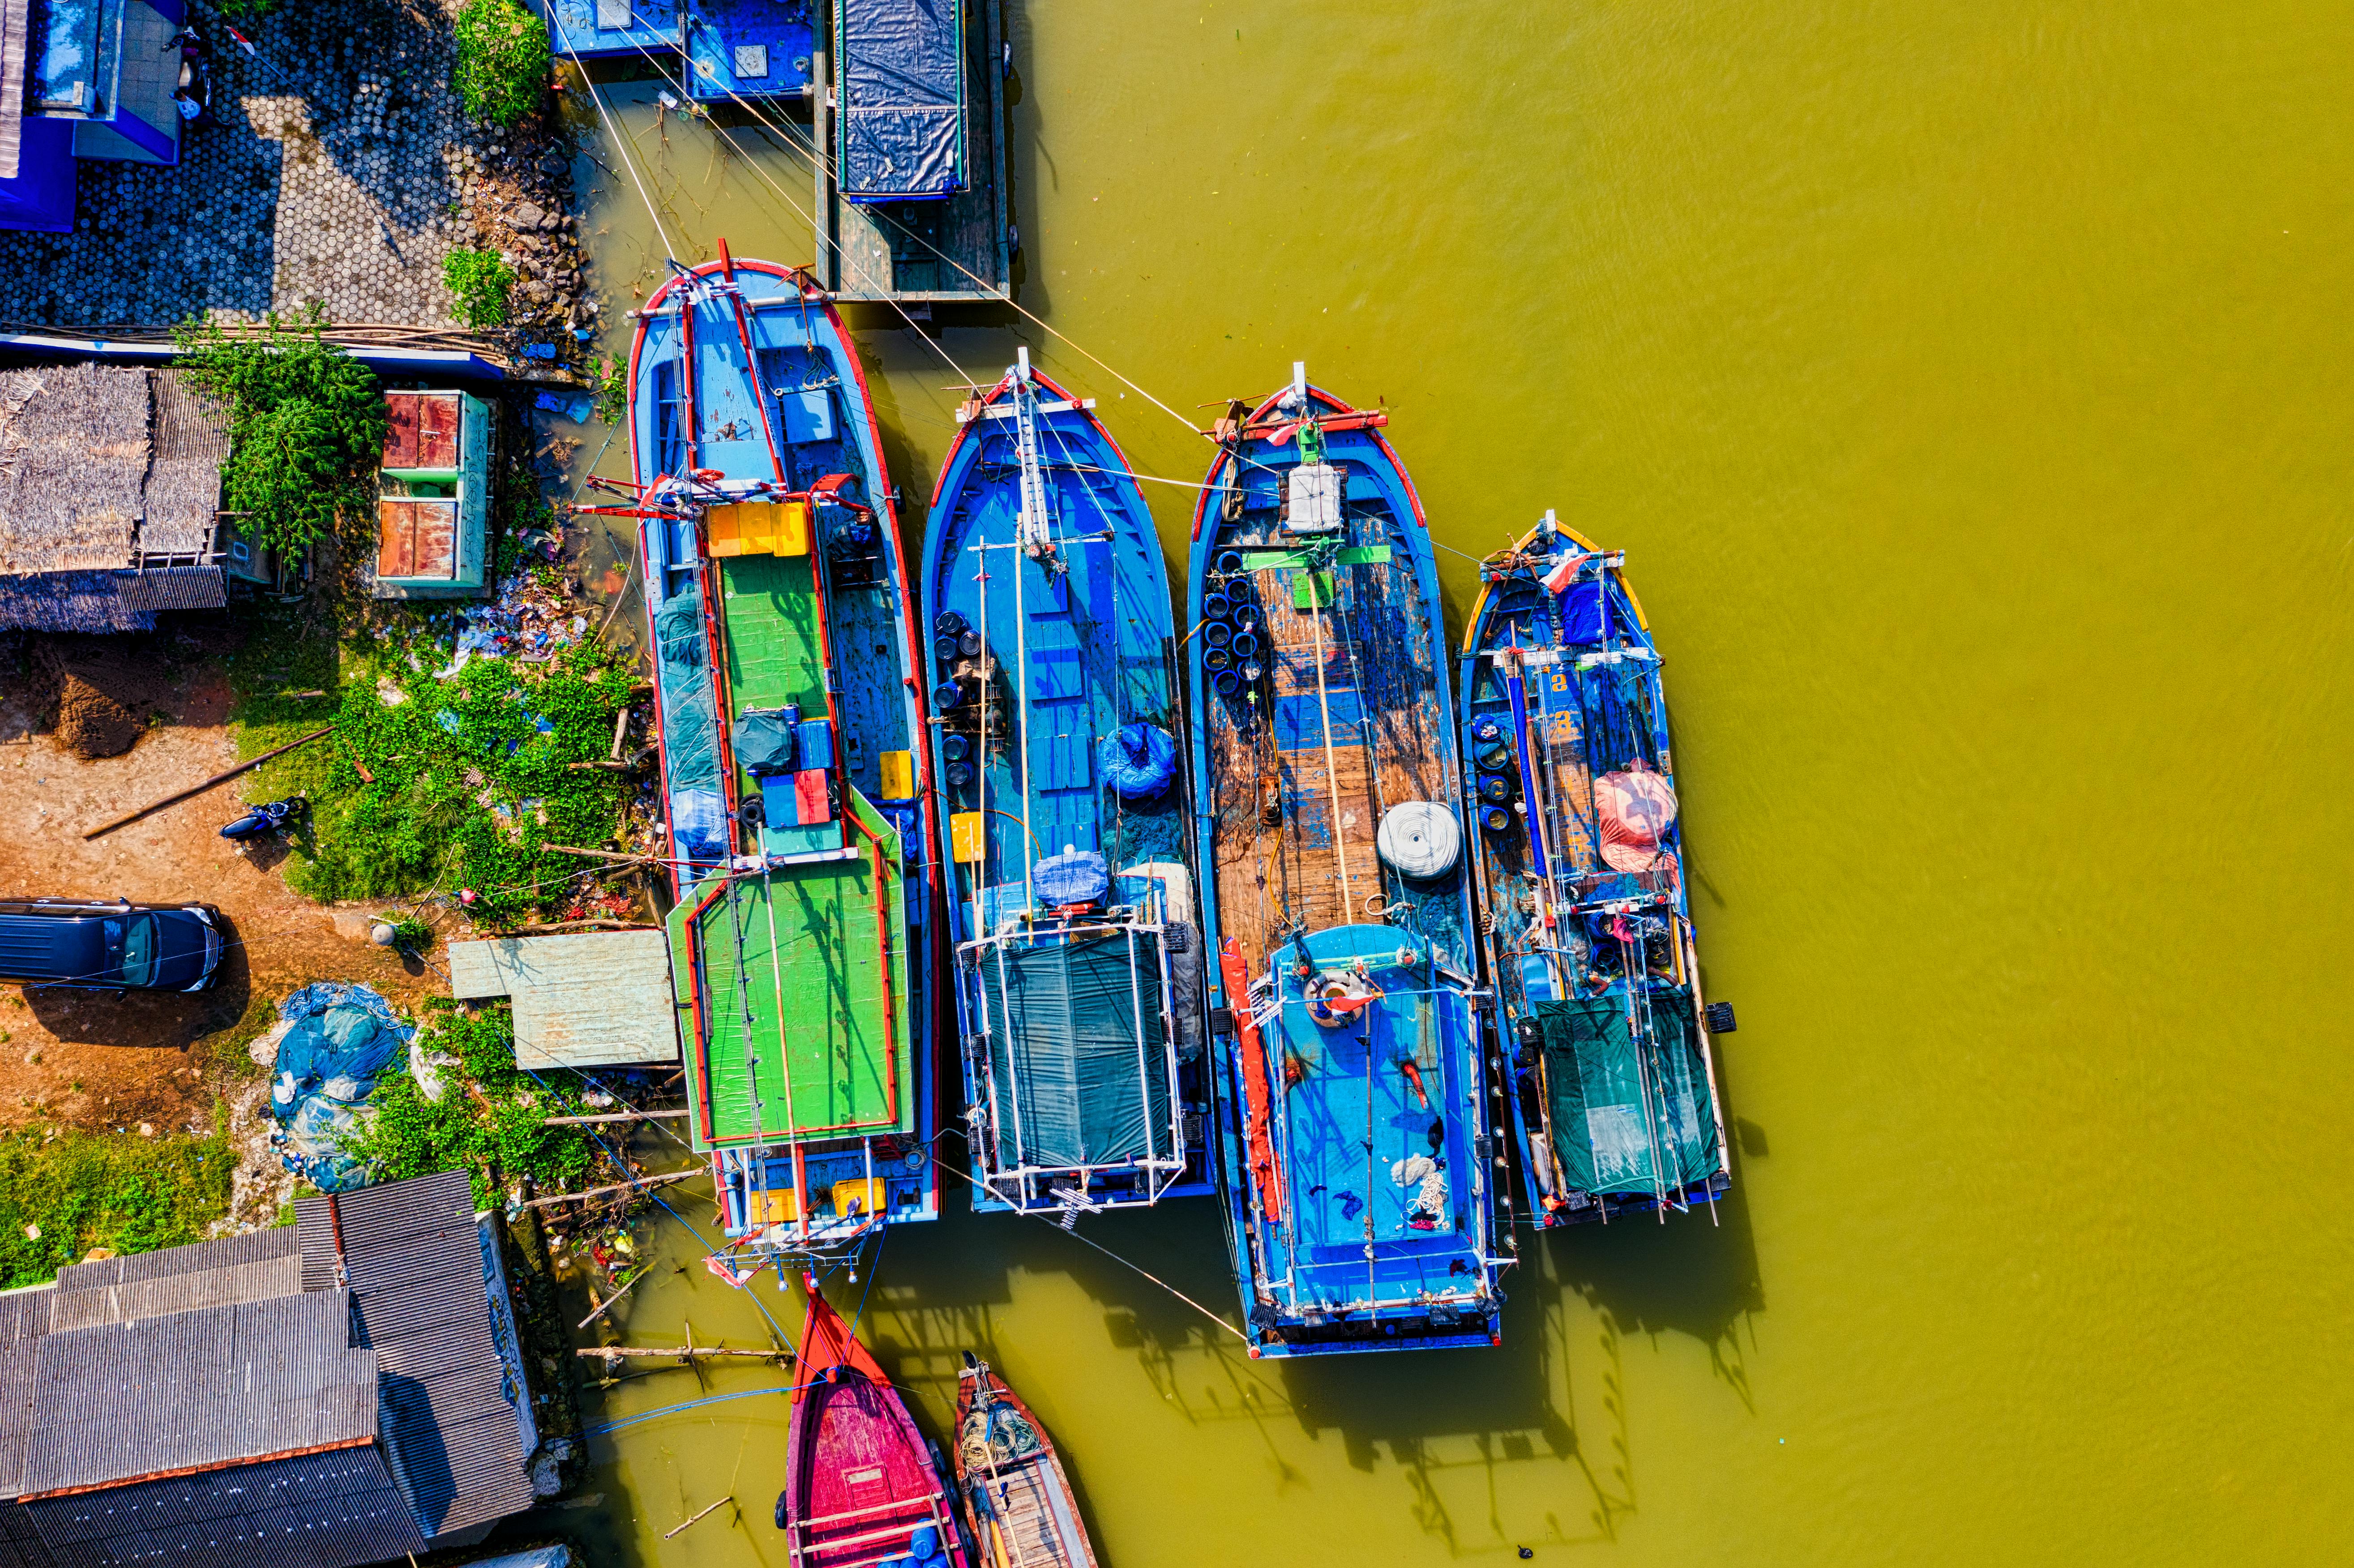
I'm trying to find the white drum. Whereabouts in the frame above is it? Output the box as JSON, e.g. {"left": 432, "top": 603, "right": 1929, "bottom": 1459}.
{"left": 1376, "top": 800, "right": 1462, "bottom": 880}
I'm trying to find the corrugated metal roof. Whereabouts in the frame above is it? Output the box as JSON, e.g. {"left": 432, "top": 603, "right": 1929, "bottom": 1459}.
{"left": 0, "top": 1500, "right": 53, "bottom": 1568}
{"left": 17, "top": 1290, "right": 377, "bottom": 1498}
{"left": 56, "top": 1226, "right": 297, "bottom": 1293}
{"left": 449, "top": 930, "right": 683, "bottom": 1067}
{"left": 21, "top": 1445, "right": 424, "bottom": 1566}
{"left": 46, "top": 1254, "right": 303, "bottom": 1333}
{"left": 0, "top": 1291, "right": 53, "bottom": 1503}
{"left": 293, "top": 1174, "right": 536, "bottom": 1539}
{"left": 114, "top": 566, "right": 227, "bottom": 612}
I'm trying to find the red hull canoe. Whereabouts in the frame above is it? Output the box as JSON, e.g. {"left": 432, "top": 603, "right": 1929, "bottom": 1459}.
{"left": 779, "top": 1282, "right": 967, "bottom": 1568}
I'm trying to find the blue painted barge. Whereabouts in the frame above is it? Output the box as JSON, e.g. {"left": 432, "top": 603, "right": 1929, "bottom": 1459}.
{"left": 1458, "top": 515, "right": 1733, "bottom": 1230}
{"left": 1188, "top": 366, "right": 1505, "bottom": 1357}
{"left": 617, "top": 248, "right": 941, "bottom": 1265}
{"left": 924, "top": 350, "right": 1213, "bottom": 1220}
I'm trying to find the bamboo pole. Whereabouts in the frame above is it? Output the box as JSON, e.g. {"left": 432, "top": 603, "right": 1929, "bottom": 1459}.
{"left": 576, "top": 1344, "right": 786, "bottom": 1359}
{"left": 542, "top": 1109, "right": 690, "bottom": 1126}
{"left": 523, "top": 1167, "right": 699, "bottom": 1209}
{"left": 577, "top": 1264, "right": 651, "bottom": 1329}
{"left": 663, "top": 1495, "right": 734, "bottom": 1540}
{"left": 81, "top": 726, "right": 333, "bottom": 840}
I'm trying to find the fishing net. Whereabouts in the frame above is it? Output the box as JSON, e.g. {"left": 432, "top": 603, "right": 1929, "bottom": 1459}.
{"left": 655, "top": 588, "right": 727, "bottom": 859}
{"left": 1536, "top": 990, "right": 1719, "bottom": 1198}
{"left": 958, "top": 1398, "right": 1042, "bottom": 1473}
{"left": 268, "top": 982, "right": 417, "bottom": 1193}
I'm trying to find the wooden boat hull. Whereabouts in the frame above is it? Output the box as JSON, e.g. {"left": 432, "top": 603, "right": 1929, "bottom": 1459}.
{"left": 1187, "top": 371, "right": 1504, "bottom": 1357}
{"left": 952, "top": 1358, "right": 1098, "bottom": 1568}
{"left": 629, "top": 254, "right": 943, "bottom": 1260}
{"left": 1456, "top": 519, "right": 1732, "bottom": 1230}
{"left": 922, "top": 357, "right": 1213, "bottom": 1217}
{"left": 781, "top": 1283, "right": 969, "bottom": 1566}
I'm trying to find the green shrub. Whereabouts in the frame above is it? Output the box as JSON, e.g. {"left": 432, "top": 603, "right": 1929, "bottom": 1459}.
{"left": 455, "top": 0, "right": 551, "bottom": 129}
{"left": 444, "top": 248, "right": 516, "bottom": 330}
{"left": 355, "top": 1007, "right": 601, "bottom": 1208}
{"left": 0, "top": 1122, "right": 235, "bottom": 1289}
{"left": 173, "top": 307, "right": 386, "bottom": 560}
{"left": 590, "top": 353, "right": 625, "bottom": 425}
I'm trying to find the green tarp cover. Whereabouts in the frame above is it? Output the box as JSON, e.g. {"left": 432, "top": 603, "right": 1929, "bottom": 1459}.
{"left": 1537, "top": 990, "right": 1720, "bottom": 1196}
{"left": 981, "top": 931, "right": 1169, "bottom": 1172}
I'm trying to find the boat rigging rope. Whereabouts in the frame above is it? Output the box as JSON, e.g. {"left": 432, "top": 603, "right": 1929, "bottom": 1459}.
{"left": 931, "top": 1131, "right": 1249, "bottom": 1343}
{"left": 601, "top": 21, "right": 983, "bottom": 393}
{"left": 551, "top": 13, "right": 677, "bottom": 259}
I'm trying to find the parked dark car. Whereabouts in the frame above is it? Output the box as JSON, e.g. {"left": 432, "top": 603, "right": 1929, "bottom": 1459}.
{"left": 0, "top": 900, "right": 223, "bottom": 992}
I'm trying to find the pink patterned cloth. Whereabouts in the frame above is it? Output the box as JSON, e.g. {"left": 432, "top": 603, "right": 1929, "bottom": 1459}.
{"left": 1595, "top": 766, "right": 1678, "bottom": 872}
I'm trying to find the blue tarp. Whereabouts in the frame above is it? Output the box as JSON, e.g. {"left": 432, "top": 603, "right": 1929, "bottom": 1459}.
{"left": 838, "top": 0, "right": 964, "bottom": 201}
{"left": 1096, "top": 722, "right": 1177, "bottom": 801}
{"left": 269, "top": 983, "right": 417, "bottom": 1193}
{"left": 1034, "top": 848, "right": 1109, "bottom": 906}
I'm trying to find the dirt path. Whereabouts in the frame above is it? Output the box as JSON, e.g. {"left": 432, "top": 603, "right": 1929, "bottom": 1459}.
{"left": 0, "top": 660, "right": 439, "bottom": 1138}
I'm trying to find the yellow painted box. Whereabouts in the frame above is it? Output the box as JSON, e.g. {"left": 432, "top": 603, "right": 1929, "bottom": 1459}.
{"left": 950, "top": 810, "right": 985, "bottom": 863}
{"left": 879, "top": 749, "right": 915, "bottom": 801}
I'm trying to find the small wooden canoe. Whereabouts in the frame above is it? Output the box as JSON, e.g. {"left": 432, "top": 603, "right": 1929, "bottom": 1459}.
{"left": 777, "top": 1281, "right": 967, "bottom": 1567}
{"left": 952, "top": 1355, "right": 1097, "bottom": 1568}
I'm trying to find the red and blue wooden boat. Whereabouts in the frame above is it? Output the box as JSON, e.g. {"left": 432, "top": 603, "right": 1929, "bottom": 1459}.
{"left": 777, "top": 1281, "right": 967, "bottom": 1567}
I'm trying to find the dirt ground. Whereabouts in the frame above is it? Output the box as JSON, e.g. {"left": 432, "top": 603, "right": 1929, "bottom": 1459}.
{"left": 0, "top": 642, "right": 438, "bottom": 1141}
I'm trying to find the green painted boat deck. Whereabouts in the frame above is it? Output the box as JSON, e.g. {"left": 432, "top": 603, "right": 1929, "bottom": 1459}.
{"left": 669, "top": 553, "right": 913, "bottom": 1149}
{"left": 719, "top": 553, "right": 837, "bottom": 858}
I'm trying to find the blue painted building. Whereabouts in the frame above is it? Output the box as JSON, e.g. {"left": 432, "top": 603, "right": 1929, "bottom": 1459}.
{"left": 0, "top": 0, "right": 189, "bottom": 233}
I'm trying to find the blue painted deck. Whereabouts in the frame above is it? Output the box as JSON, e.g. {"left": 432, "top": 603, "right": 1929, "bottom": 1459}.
{"left": 1459, "top": 521, "right": 1731, "bottom": 1232}
{"left": 1188, "top": 373, "right": 1504, "bottom": 1357}
{"left": 682, "top": 0, "right": 814, "bottom": 102}
{"left": 630, "top": 257, "right": 940, "bottom": 1259}
{"left": 537, "top": 0, "right": 680, "bottom": 61}
{"left": 924, "top": 361, "right": 1210, "bottom": 1215}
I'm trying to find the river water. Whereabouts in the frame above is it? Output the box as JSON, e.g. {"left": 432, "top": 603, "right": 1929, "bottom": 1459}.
{"left": 539, "top": 4, "right": 2354, "bottom": 1563}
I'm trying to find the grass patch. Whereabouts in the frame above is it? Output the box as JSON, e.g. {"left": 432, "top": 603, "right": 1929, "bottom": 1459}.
{"left": 354, "top": 1006, "right": 603, "bottom": 1209}
{"left": 445, "top": 248, "right": 516, "bottom": 330}
{"left": 0, "top": 1119, "right": 235, "bottom": 1289}
{"left": 455, "top": 0, "right": 551, "bottom": 130}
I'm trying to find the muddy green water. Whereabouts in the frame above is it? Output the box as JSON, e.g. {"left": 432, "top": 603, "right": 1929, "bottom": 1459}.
{"left": 538, "top": 4, "right": 2354, "bottom": 1562}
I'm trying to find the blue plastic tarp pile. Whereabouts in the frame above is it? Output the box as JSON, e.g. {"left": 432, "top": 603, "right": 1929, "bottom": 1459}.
{"left": 838, "top": 0, "right": 965, "bottom": 201}
{"left": 268, "top": 982, "right": 416, "bottom": 1193}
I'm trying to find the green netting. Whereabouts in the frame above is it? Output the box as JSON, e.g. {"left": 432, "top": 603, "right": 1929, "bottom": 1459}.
{"left": 980, "top": 931, "right": 1169, "bottom": 1172}
{"left": 655, "top": 590, "right": 720, "bottom": 793}
{"left": 1537, "top": 990, "right": 1720, "bottom": 1196}
{"left": 680, "top": 792, "right": 910, "bottom": 1148}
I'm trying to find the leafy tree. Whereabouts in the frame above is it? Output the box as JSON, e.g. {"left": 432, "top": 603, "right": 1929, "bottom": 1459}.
{"left": 173, "top": 306, "right": 386, "bottom": 559}
{"left": 455, "top": 0, "right": 551, "bottom": 130}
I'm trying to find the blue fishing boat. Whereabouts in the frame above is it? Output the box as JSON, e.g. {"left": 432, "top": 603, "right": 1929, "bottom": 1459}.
{"left": 1188, "top": 365, "right": 1504, "bottom": 1357}
{"left": 924, "top": 350, "right": 1212, "bottom": 1220}
{"left": 1459, "top": 515, "right": 1734, "bottom": 1230}
{"left": 612, "top": 244, "right": 939, "bottom": 1265}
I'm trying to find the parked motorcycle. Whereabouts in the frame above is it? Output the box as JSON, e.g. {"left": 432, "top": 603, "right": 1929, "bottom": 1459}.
{"left": 219, "top": 798, "right": 303, "bottom": 840}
